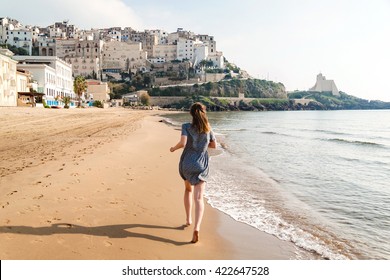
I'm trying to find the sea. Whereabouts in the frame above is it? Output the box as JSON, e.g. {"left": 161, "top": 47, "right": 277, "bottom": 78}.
{"left": 163, "top": 110, "right": 390, "bottom": 260}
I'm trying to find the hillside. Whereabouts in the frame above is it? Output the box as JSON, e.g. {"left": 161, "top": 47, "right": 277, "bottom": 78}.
{"left": 149, "top": 79, "right": 287, "bottom": 99}
{"left": 288, "top": 91, "right": 390, "bottom": 110}
{"left": 113, "top": 76, "right": 390, "bottom": 111}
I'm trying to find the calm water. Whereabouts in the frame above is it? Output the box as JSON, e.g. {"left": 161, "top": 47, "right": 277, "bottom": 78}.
{"left": 165, "top": 110, "right": 390, "bottom": 259}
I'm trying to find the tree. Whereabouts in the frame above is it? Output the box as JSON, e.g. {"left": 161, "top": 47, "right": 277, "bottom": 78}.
{"left": 140, "top": 92, "right": 151, "bottom": 106}
{"left": 1, "top": 44, "right": 28, "bottom": 55}
{"left": 73, "top": 75, "right": 87, "bottom": 108}
{"left": 62, "top": 96, "right": 71, "bottom": 109}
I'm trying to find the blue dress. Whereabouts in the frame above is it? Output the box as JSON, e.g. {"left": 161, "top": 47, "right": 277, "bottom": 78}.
{"left": 179, "top": 123, "right": 216, "bottom": 185}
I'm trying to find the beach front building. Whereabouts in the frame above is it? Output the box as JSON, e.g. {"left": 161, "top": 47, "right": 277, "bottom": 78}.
{"left": 16, "top": 64, "right": 56, "bottom": 106}
{"left": 16, "top": 69, "right": 42, "bottom": 107}
{"left": 86, "top": 79, "right": 110, "bottom": 104}
{"left": 0, "top": 48, "right": 18, "bottom": 106}
{"left": 13, "top": 56, "right": 75, "bottom": 107}
{"left": 309, "top": 73, "right": 340, "bottom": 96}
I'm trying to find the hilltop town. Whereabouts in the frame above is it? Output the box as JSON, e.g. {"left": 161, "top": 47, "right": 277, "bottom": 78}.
{"left": 1, "top": 16, "right": 389, "bottom": 110}
{"left": 1, "top": 16, "right": 252, "bottom": 108}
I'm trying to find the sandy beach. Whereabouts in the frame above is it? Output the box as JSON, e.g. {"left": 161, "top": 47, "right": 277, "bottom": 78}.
{"left": 0, "top": 107, "right": 299, "bottom": 260}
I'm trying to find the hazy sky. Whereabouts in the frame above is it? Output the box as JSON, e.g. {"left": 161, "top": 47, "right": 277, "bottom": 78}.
{"left": 2, "top": 0, "right": 390, "bottom": 101}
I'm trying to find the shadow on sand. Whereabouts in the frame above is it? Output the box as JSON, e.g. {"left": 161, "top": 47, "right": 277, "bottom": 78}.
{"left": 0, "top": 223, "right": 191, "bottom": 246}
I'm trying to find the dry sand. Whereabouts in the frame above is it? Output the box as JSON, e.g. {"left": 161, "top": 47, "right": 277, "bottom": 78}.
{"left": 0, "top": 107, "right": 299, "bottom": 260}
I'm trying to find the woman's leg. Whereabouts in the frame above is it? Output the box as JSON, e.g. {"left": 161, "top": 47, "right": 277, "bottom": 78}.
{"left": 193, "top": 181, "right": 206, "bottom": 232}
{"left": 184, "top": 180, "right": 193, "bottom": 226}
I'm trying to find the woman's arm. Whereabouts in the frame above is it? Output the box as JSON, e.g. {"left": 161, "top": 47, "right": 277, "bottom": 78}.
{"left": 170, "top": 135, "right": 187, "bottom": 152}
{"left": 208, "top": 130, "right": 217, "bottom": 149}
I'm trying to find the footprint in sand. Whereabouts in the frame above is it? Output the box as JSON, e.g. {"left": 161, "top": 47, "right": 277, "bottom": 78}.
{"left": 104, "top": 241, "right": 113, "bottom": 247}
{"left": 33, "top": 194, "right": 44, "bottom": 200}
{"left": 31, "top": 238, "right": 44, "bottom": 244}
{"left": 1, "top": 202, "right": 10, "bottom": 208}
{"left": 7, "top": 191, "right": 18, "bottom": 196}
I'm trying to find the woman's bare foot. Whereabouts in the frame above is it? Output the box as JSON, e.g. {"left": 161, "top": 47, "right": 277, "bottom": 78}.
{"left": 191, "top": 231, "right": 199, "bottom": 243}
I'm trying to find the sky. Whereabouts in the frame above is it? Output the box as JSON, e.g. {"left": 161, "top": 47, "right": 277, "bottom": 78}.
{"left": 2, "top": 0, "right": 390, "bottom": 101}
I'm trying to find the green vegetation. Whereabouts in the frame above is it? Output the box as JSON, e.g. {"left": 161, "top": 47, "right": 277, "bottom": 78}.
{"left": 73, "top": 76, "right": 87, "bottom": 108}
{"left": 288, "top": 91, "right": 390, "bottom": 110}
{"left": 42, "top": 99, "right": 50, "bottom": 109}
{"left": 108, "top": 73, "right": 154, "bottom": 99}
{"left": 149, "top": 79, "right": 286, "bottom": 99}
{"left": 0, "top": 44, "right": 29, "bottom": 55}
{"left": 92, "top": 100, "right": 103, "bottom": 108}
{"left": 140, "top": 92, "right": 151, "bottom": 106}
{"left": 62, "top": 96, "right": 71, "bottom": 109}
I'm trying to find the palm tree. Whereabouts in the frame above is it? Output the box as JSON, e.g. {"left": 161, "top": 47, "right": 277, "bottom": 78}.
{"left": 73, "top": 76, "right": 87, "bottom": 108}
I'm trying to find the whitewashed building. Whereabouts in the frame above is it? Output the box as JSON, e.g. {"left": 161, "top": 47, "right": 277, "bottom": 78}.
{"left": 193, "top": 41, "right": 209, "bottom": 66}
{"left": 0, "top": 17, "right": 37, "bottom": 55}
{"left": 14, "top": 56, "right": 75, "bottom": 106}
{"left": 177, "top": 37, "right": 194, "bottom": 62}
{"left": 0, "top": 48, "right": 18, "bottom": 106}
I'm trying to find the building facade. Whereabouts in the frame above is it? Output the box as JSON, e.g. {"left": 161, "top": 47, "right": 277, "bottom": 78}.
{"left": 0, "top": 17, "right": 37, "bottom": 55}
{"left": 102, "top": 41, "right": 147, "bottom": 75}
{"left": 0, "top": 48, "right": 18, "bottom": 106}
{"left": 177, "top": 37, "right": 194, "bottom": 62}
{"left": 14, "top": 56, "right": 75, "bottom": 105}
{"left": 56, "top": 38, "right": 103, "bottom": 78}
{"left": 86, "top": 80, "right": 110, "bottom": 103}
{"left": 151, "top": 44, "right": 177, "bottom": 62}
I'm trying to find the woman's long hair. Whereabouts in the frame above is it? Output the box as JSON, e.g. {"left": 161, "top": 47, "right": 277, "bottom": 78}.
{"left": 190, "top": 102, "right": 211, "bottom": 134}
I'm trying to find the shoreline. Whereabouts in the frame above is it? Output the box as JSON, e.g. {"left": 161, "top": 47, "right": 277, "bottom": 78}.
{"left": 0, "top": 107, "right": 299, "bottom": 259}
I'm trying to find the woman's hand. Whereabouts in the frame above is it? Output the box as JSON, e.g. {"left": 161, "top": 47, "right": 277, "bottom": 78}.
{"left": 170, "top": 136, "right": 187, "bottom": 153}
